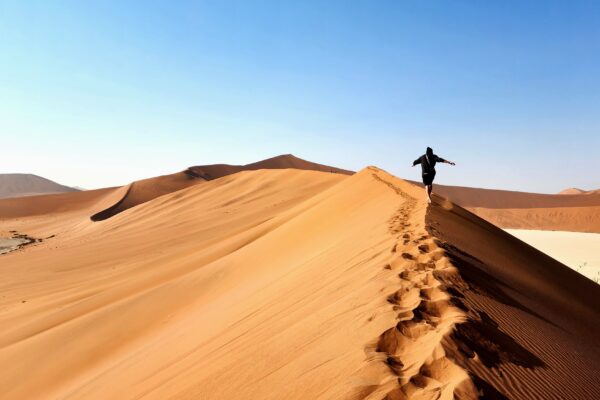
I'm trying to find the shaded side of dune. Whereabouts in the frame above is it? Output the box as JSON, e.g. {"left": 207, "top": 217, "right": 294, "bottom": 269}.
{"left": 426, "top": 195, "right": 600, "bottom": 399}
{"left": 90, "top": 171, "right": 204, "bottom": 221}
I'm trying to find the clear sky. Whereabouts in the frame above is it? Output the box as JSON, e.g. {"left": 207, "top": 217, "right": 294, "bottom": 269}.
{"left": 1, "top": 1, "right": 599, "bottom": 192}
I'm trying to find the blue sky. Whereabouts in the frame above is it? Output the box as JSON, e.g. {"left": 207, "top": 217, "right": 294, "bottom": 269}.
{"left": 1, "top": 1, "right": 599, "bottom": 192}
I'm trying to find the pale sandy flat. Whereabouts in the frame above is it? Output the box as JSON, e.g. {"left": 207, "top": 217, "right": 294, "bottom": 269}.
{"left": 505, "top": 229, "right": 600, "bottom": 283}
{"left": 0, "top": 237, "right": 27, "bottom": 254}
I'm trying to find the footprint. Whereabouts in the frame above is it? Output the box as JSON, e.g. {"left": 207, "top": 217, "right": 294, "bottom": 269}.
{"left": 418, "top": 244, "right": 430, "bottom": 253}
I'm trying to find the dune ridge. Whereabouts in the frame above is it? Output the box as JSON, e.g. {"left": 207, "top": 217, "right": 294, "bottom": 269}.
{"left": 90, "top": 154, "right": 352, "bottom": 221}
{"left": 186, "top": 153, "right": 354, "bottom": 180}
{"left": 0, "top": 167, "right": 598, "bottom": 399}
{"left": 361, "top": 171, "right": 476, "bottom": 399}
{"left": 89, "top": 171, "right": 204, "bottom": 221}
{"left": 0, "top": 154, "right": 351, "bottom": 224}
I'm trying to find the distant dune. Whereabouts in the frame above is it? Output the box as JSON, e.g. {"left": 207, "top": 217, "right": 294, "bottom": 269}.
{"left": 558, "top": 187, "right": 587, "bottom": 195}
{"left": 558, "top": 187, "right": 600, "bottom": 195}
{"left": 0, "top": 155, "right": 352, "bottom": 223}
{"left": 90, "top": 154, "right": 352, "bottom": 221}
{"left": 431, "top": 183, "right": 600, "bottom": 233}
{"left": 0, "top": 166, "right": 598, "bottom": 399}
{"left": 0, "top": 173, "right": 78, "bottom": 199}
{"left": 186, "top": 153, "right": 354, "bottom": 180}
{"left": 89, "top": 171, "right": 205, "bottom": 221}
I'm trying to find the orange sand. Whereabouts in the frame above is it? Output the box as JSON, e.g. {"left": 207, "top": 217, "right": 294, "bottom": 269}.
{"left": 0, "top": 165, "right": 598, "bottom": 399}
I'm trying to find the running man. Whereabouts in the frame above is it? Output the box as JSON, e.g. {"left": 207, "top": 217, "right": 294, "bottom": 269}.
{"left": 412, "top": 147, "right": 455, "bottom": 203}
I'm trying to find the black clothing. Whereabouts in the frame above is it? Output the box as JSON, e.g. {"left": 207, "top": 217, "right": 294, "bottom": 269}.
{"left": 422, "top": 170, "right": 436, "bottom": 185}
{"left": 413, "top": 154, "right": 446, "bottom": 185}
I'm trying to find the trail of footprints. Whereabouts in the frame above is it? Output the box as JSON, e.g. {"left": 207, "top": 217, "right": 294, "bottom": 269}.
{"left": 370, "top": 197, "right": 470, "bottom": 400}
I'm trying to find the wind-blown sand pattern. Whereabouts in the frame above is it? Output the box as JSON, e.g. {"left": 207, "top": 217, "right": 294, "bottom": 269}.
{"left": 0, "top": 165, "right": 599, "bottom": 399}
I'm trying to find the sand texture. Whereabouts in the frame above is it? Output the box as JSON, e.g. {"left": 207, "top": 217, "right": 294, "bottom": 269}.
{"left": 0, "top": 166, "right": 598, "bottom": 399}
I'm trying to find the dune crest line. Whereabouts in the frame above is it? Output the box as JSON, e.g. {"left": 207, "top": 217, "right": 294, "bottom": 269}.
{"left": 361, "top": 170, "right": 477, "bottom": 399}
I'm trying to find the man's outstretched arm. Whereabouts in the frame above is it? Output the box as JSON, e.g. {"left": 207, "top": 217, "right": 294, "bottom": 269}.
{"left": 435, "top": 156, "right": 455, "bottom": 166}
{"left": 412, "top": 157, "right": 422, "bottom": 167}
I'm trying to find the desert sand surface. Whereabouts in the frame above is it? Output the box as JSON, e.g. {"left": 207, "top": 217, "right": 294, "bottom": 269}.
{"left": 0, "top": 173, "right": 79, "bottom": 199}
{"left": 0, "top": 166, "right": 599, "bottom": 399}
{"left": 432, "top": 184, "right": 600, "bottom": 233}
{"left": 505, "top": 229, "right": 600, "bottom": 283}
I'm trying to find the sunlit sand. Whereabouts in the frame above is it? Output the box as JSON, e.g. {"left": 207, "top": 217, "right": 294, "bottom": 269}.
{"left": 1, "top": 158, "right": 598, "bottom": 399}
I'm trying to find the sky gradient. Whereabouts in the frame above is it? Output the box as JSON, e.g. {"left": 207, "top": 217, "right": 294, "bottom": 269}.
{"left": 1, "top": 1, "right": 599, "bottom": 192}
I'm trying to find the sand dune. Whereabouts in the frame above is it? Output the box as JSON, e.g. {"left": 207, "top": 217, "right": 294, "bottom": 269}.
{"left": 559, "top": 188, "right": 587, "bottom": 195}
{"left": 0, "top": 154, "right": 351, "bottom": 224}
{"left": 186, "top": 153, "right": 354, "bottom": 180}
{"left": 0, "top": 173, "right": 79, "bottom": 199}
{"left": 0, "top": 167, "right": 598, "bottom": 399}
{"left": 89, "top": 154, "right": 351, "bottom": 221}
{"left": 431, "top": 183, "right": 600, "bottom": 233}
{"left": 433, "top": 184, "right": 600, "bottom": 208}
{"left": 558, "top": 187, "right": 600, "bottom": 195}
{"left": 467, "top": 205, "right": 600, "bottom": 233}
{"left": 90, "top": 171, "right": 205, "bottom": 221}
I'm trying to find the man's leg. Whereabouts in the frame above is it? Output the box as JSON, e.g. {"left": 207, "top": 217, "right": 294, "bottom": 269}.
{"left": 426, "top": 184, "right": 433, "bottom": 203}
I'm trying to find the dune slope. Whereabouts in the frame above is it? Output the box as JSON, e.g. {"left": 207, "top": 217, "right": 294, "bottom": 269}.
{"left": 427, "top": 196, "right": 600, "bottom": 399}
{"left": 0, "top": 173, "right": 78, "bottom": 199}
{"left": 186, "top": 153, "right": 354, "bottom": 180}
{"left": 0, "top": 168, "right": 598, "bottom": 399}
{"left": 89, "top": 170, "right": 205, "bottom": 221}
{"left": 0, "top": 154, "right": 352, "bottom": 223}
{"left": 90, "top": 153, "right": 352, "bottom": 221}
{"left": 431, "top": 184, "right": 600, "bottom": 233}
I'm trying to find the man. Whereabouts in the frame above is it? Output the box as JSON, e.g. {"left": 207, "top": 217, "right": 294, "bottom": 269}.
{"left": 412, "top": 147, "right": 455, "bottom": 203}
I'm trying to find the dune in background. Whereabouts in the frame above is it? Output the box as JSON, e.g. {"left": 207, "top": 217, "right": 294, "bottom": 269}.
{"left": 1, "top": 164, "right": 599, "bottom": 399}
{"left": 5, "top": 160, "right": 597, "bottom": 233}
{"left": 0, "top": 173, "right": 79, "bottom": 199}
{"left": 186, "top": 153, "right": 354, "bottom": 180}
{"left": 432, "top": 183, "right": 600, "bottom": 233}
{"left": 0, "top": 154, "right": 351, "bottom": 224}
{"left": 558, "top": 187, "right": 600, "bottom": 195}
{"left": 91, "top": 153, "right": 352, "bottom": 221}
